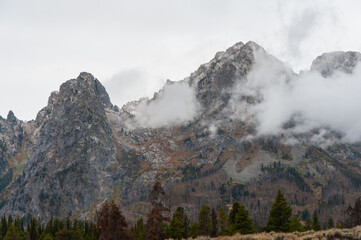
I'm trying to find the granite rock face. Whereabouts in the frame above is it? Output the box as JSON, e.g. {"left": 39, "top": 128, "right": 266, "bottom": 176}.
{"left": 0, "top": 43, "right": 361, "bottom": 226}
{"left": 311, "top": 51, "right": 361, "bottom": 77}
{"left": 1, "top": 73, "right": 120, "bottom": 219}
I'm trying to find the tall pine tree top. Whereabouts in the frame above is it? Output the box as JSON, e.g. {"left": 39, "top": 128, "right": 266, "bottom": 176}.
{"left": 266, "top": 189, "right": 292, "bottom": 232}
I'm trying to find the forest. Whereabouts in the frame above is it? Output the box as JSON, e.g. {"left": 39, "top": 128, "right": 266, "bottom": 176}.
{"left": 0, "top": 182, "right": 360, "bottom": 240}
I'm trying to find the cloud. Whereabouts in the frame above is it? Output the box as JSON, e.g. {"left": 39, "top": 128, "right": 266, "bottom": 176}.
{"left": 134, "top": 81, "right": 200, "bottom": 128}
{"left": 104, "top": 68, "right": 165, "bottom": 108}
{"left": 230, "top": 47, "right": 361, "bottom": 144}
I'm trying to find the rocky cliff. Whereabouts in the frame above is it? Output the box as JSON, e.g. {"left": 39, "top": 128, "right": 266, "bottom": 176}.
{"left": 0, "top": 41, "right": 360, "bottom": 226}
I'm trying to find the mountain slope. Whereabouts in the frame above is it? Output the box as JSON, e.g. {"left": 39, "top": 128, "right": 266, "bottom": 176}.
{"left": 0, "top": 41, "right": 360, "bottom": 225}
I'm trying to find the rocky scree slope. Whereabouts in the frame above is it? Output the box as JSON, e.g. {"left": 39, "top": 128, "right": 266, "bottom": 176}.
{"left": 0, "top": 42, "right": 360, "bottom": 225}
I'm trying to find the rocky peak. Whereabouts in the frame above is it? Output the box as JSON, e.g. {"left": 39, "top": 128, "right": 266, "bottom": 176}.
{"left": 36, "top": 72, "right": 112, "bottom": 123}
{"left": 187, "top": 41, "right": 258, "bottom": 116}
{"left": 311, "top": 51, "right": 361, "bottom": 77}
{"left": 59, "top": 72, "right": 112, "bottom": 108}
{"left": 6, "top": 110, "right": 18, "bottom": 124}
{"left": 4, "top": 72, "right": 117, "bottom": 219}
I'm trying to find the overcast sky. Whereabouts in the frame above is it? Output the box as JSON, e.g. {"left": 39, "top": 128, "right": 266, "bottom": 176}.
{"left": 1, "top": 0, "right": 361, "bottom": 120}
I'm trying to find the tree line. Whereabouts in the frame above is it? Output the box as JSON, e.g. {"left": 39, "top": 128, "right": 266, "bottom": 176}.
{"left": 0, "top": 183, "right": 360, "bottom": 240}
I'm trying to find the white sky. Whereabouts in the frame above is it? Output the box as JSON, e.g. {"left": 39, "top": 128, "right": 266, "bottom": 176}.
{"left": 0, "top": 0, "right": 361, "bottom": 120}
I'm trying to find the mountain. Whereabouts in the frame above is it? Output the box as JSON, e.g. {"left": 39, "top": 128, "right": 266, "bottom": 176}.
{"left": 0, "top": 41, "right": 361, "bottom": 225}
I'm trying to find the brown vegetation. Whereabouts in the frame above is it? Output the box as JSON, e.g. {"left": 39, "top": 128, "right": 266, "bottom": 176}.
{"left": 188, "top": 226, "right": 361, "bottom": 240}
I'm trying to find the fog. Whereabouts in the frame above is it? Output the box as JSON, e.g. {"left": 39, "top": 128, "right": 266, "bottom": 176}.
{"left": 134, "top": 81, "right": 200, "bottom": 128}
{"left": 230, "top": 48, "right": 361, "bottom": 144}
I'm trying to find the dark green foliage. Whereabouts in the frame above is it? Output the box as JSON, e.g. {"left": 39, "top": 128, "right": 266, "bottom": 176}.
{"left": 289, "top": 217, "right": 304, "bottom": 232}
{"left": 327, "top": 217, "right": 335, "bottom": 229}
{"left": 232, "top": 205, "right": 255, "bottom": 234}
{"left": 1, "top": 215, "right": 8, "bottom": 238}
{"left": 14, "top": 217, "right": 24, "bottom": 233}
{"left": 301, "top": 209, "right": 309, "bottom": 221}
{"left": 266, "top": 189, "right": 292, "bottom": 232}
{"left": 218, "top": 207, "right": 230, "bottom": 236}
{"left": 27, "top": 217, "right": 41, "bottom": 240}
{"left": 131, "top": 218, "right": 146, "bottom": 240}
{"left": 229, "top": 202, "right": 241, "bottom": 225}
{"left": 211, "top": 208, "right": 218, "bottom": 237}
{"left": 167, "top": 207, "right": 189, "bottom": 240}
{"left": 304, "top": 218, "right": 312, "bottom": 231}
{"left": 168, "top": 209, "right": 185, "bottom": 240}
{"left": 42, "top": 233, "right": 53, "bottom": 240}
{"left": 198, "top": 204, "right": 212, "bottom": 236}
{"left": 7, "top": 215, "right": 12, "bottom": 228}
{"left": 3, "top": 225, "right": 21, "bottom": 240}
{"left": 312, "top": 211, "right": 321, "bottom": 231}
{"left": 189, "top": 223, "right": 199, "bottom": 238}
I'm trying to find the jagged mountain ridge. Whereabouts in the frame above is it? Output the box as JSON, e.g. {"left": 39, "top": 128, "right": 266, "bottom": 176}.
{"left": 0, "top": 41, "right": 360, "bottom": 225}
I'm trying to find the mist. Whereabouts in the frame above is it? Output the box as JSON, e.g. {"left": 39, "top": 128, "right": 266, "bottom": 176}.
{"left": 134, "top": 81, "right": 200, "bottom": 128}
{"left": 230, "top": 48, "right": 361, "bottom": 144}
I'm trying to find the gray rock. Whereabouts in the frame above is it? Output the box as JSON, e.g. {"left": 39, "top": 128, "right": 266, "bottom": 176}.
{"left": 311, "top": 51, "right": 361, "bottom": 77}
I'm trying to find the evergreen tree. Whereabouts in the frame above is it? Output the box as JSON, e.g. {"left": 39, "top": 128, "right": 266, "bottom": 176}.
{"left": 131, "top": 218, "right": 146, "bottom": 240}
{"left": 266, "top": 189, "right": 292, "bottom": 232}
{"left": 312, "top": 211, "right": 321, "bottom": 231}
{"left": 232, "top": 205, "right": 255, "bottom": 234}
{"left": 145, "top": 181, "right": 170, "bottom": 240}
{"left": 218, "top": 207, "right": 230, "bottom": 236}
{"left": 45, "top": 216, "right": 54, "bottom": 236}
{"left": 304, "top": 218, "right": 312, "bottom": 231}
{"left": 28, "top": 217, "right": 40, "bottom": 240}
{"left": 42, "top": 233, "right": 54, "bottom": 240}
{"left": 167, "top": 209, "right": 185, "bottom": 240}
{"left": 167, "top": 207, "right": 189, "bottom": 239}
{"left": 327, "top": 217, "right": 334, "bottom": 229}
{"left": 7, "top": 215, "right": 13, "bottom": 228}
{"left": 229, "top": 202, "right": 241, "bottom": 225}
{"left": 211, "top": 208, "right": 218, "bottom": 237}
{"left": 13, "top": 217, "right": 23, "bottom": 233}
{"left": 96, "top": 201, "right": 129, "bottom": 240}
{"left": 3, "top": 225, "right": 21, "bottom": 240}
{"left": 198, "top": 204, "right": 212, "bottom": 236}
{"left": 289, "top": 217, "right": 303, "bottom": 232}
{"left": 1, "top": 215, "right": 8, "bottom": 238}
{"left": 189, "top": 223, "right": 199, "bottom": 238}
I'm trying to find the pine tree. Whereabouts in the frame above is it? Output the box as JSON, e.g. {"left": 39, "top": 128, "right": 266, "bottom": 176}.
{"left": 42, "top": 233, "right": 54, "bottom": 240}
{"left": 7, "top": 215, "right": 13, "bottom": 228}
{"left": 13, "top": 217, "right": 23, "bottom": 233}
{"left": 218, "top": 207, "right": 230, "bottom": 236}
{"left": 211, "top": 208, "right": 218, "bottom": 237}
{"left": 145, "top": 181, "right": 170, "bottom": 240}
{"left": 28, "top": 217, "right": 40, "bottom": 240}
{"left": 3, "top": 225, "right": 21, "bottom": 240}
{"left": 166, "top": 207, "right": 190, "bottom": 239}
{"left": 289, "top": 217, "right": 304, "bottom": 232}
{"left": 96, "top": 201, "right": 129, "bottom": 240}
{"left": 229, "top": 202, "right": 241, "bottom": 225}
{"left": 189, "top": 223, "right": 199, "bottom": 238}
{"left": 312, "top": 211, "right": 321, "bottom": 231}
{"left": 168, "top": 209, "right": 185, "bottom": 240}
{"left": 327, "top": 217, "right": 334, "bottom": 229}
{"left": 1, "top": 215, "right": 8, "bottom": 238}
{"left": 131, "top": 218, "right": 146, "bottom": 240}
{"left": 304, "top": 218, "right": 312, "bottom": 231}
{"left": 198, "top": 204, "right": 212, "bottom": 236}
{"left": 266, "top": 189, "right": 292, "bottom": 232}
{"left": 232, "top": 205, "right": 255, "bottom": 234}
